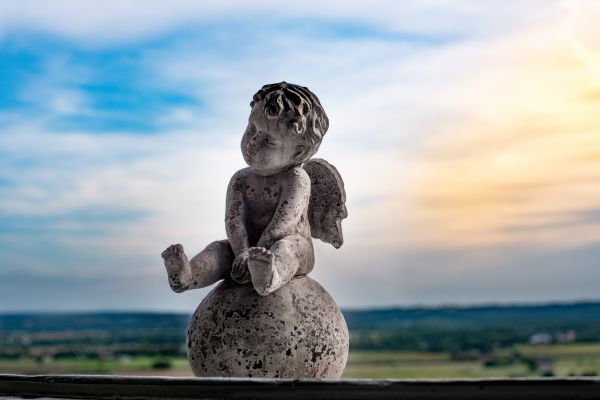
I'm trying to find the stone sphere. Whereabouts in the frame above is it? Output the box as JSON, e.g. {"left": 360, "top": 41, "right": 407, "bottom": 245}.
{"left": 187, "top": 275, "right": 349, "bottom": 378}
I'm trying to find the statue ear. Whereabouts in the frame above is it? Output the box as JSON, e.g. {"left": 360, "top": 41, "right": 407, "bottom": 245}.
{"left": 294, "top": 144, "right": 307, "bottom": 158}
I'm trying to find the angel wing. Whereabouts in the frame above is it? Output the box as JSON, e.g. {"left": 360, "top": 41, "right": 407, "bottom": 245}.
{"left": 303, "top": 158, "right": 348, "bottom": 249}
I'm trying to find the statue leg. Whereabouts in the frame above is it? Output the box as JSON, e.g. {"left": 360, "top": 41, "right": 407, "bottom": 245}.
{"left": 247, "top": 235, "right": 314, "bottom": 296}
{"left": 162, "top": 240, "right": 234, "bottom": 293}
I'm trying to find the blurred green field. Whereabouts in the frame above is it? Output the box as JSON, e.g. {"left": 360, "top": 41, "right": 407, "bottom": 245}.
{"left": 344, "top": 343, "right": 600, "bottom": 378}
{"left": 515, "top": 344, "right": 600, "bottom": 377}
{"left": 344, "top": 351, "right": 531, "bottom": 379}
{"left": 1, "top": 343, "right": 599, "bottom": 378}
{"left": 0, "top": 356, "right": 193, "bottom": 376}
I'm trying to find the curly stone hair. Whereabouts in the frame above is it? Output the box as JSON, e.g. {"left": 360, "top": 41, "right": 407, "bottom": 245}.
{"left": 251, "top": 82, "right": 329, "bottom": 157}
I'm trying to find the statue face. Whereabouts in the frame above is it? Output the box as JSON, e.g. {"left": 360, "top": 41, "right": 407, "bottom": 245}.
{"left": 241, "top": 102, "right": 307, "bottom": 173}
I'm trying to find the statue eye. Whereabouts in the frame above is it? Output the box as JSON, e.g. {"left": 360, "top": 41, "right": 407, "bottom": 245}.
{"left": 249, "top": 125, "right": 257, "bottom": 134}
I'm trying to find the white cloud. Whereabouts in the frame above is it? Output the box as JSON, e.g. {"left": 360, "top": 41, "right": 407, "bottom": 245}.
{"left": 0, "top": 1, "right": 549, "bottom": 46}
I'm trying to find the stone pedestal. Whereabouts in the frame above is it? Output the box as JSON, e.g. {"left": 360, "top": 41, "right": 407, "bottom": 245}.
{"left": 187, "top": 275, "right": 349, "bottom": 378}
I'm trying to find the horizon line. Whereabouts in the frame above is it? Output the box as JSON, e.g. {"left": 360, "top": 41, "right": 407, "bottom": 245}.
{"left": 2, "top": 298, "right": 600, "bottom": 315}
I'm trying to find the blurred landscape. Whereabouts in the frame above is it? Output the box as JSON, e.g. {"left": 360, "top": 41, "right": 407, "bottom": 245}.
{"left": 1, "top": 301, "right": 599, "bottom": 378}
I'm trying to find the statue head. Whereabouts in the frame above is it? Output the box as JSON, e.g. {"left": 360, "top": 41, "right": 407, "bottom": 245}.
{"left": 241, "top": 82, "right": 329, "bottom": 173}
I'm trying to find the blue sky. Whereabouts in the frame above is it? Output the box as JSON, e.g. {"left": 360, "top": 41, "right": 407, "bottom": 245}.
{"left": 1, "top": 1, "right": 599, "bottom": 311}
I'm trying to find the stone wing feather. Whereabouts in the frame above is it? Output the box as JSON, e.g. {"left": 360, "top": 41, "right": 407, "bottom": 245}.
{"left": 303, "top": 158, "right": 347, "bottom": 248}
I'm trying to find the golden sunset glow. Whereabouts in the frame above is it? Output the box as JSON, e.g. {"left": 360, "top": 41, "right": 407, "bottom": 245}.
{"left": 401, "top": 8, "right": 600, "bottom": 249}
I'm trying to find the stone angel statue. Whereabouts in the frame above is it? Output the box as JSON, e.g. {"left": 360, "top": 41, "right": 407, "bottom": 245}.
{"left": 162, "top": 82, "right": 347, "bottom": 296}
{"left": 161, "top": 82, "right": 349, "bottom": 378}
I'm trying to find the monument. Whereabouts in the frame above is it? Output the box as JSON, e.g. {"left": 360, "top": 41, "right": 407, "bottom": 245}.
{"left": 161, "top": 82, "right": 349, "bottom": 378}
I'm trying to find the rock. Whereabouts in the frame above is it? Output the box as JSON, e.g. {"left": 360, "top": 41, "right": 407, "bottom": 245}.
{"left": 187, "top": 275, "right": 349, "bottom": 378}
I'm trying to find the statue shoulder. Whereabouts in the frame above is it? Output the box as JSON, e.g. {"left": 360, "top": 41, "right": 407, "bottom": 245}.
{"left": 227, "top": 168, "right": 252, "bottom": 191}
{"left": 289, "top": 165, "right": 311, "bottom": 185}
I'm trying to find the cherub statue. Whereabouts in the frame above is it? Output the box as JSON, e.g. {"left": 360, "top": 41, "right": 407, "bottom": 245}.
{"left": 162, "top": 82, "right": 347, "bottom": 296}
{"left": 161, "top": 82, "right": 349, "bottom": 378}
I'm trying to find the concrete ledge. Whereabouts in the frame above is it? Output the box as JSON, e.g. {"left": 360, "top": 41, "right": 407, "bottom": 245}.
{"left": 0, "top": 374, "right": 599, "bottom": 399}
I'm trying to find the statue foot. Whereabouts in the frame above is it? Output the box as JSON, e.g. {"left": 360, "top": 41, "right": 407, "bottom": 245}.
{"left": 161, "top": 243, "right": 191, "bottom": 293}
{"left": 247, "top": 247, "right": 276, "bottom": 296}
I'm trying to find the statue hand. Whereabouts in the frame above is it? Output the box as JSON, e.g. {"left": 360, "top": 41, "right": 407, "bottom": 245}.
{"left": 230, "top": 250, "right": 251, "bottom": 284}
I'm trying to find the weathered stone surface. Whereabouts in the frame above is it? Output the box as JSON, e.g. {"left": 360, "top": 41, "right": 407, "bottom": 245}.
{"left": 161, "top": 82, "right": 349, "bottom": 378}
{"left": 187, "top": 276, "right": 349, "bottom": 378}
{"left": 304, "top": 158, "right": 347, "bottom": 249}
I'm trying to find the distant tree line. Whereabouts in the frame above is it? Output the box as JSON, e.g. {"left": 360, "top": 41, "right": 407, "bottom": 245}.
{"left": 0, "top": 302, "right": 599, "bottom": 359}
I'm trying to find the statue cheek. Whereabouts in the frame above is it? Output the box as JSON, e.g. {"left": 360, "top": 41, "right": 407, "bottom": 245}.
{"left": 241, "top": 135, "right": 257, "bottom": 164}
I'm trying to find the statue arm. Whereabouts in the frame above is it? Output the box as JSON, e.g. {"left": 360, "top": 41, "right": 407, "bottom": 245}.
{"left": 257, "top": 168, "right": 310, "bottom": 247}
{"left": 225, "top": 171, "right": 250, "bottom": 256}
